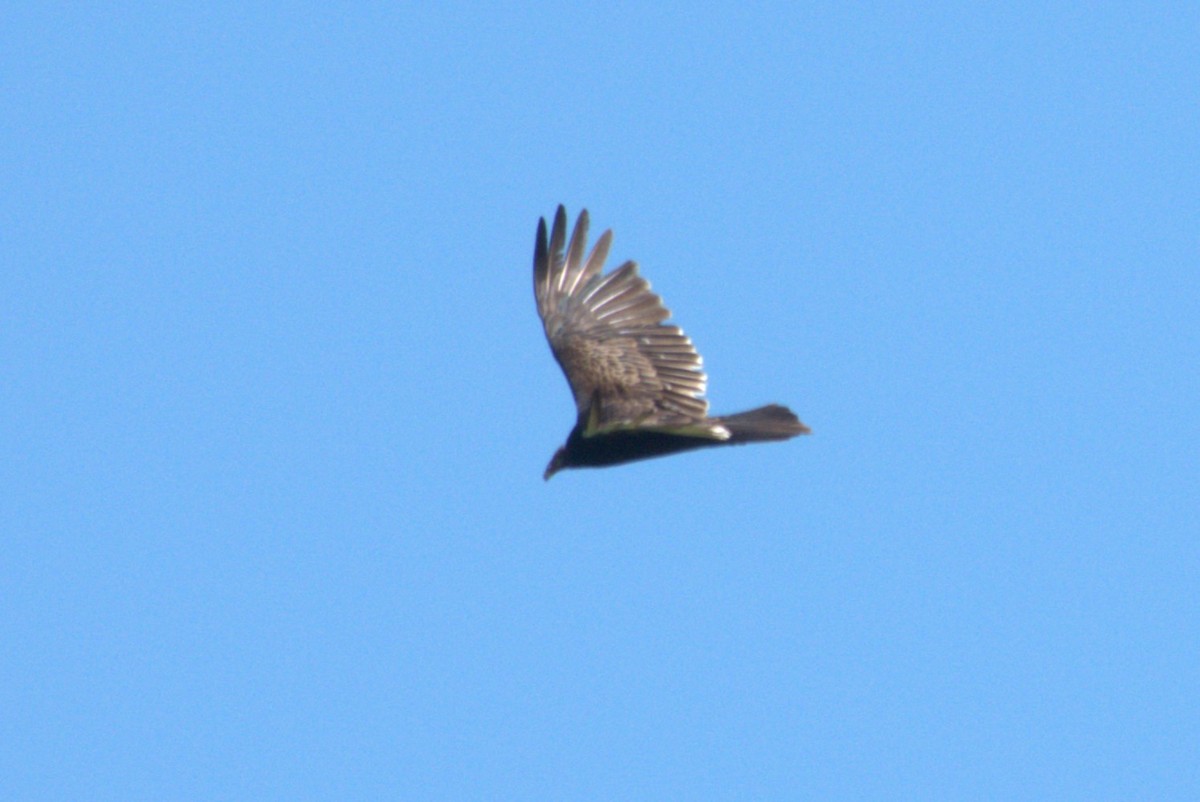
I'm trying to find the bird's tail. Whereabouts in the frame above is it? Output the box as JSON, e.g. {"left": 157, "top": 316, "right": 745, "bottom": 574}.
{"left": 718, "top": 404, "right": 811, "bottom": 443}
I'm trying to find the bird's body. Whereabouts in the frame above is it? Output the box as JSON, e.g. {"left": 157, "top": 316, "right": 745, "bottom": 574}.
{"left": 534, "top": 206, "right": 809, "bottom": 479}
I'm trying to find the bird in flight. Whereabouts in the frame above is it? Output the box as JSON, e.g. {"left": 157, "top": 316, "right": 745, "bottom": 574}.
{"left": 534, "top": 206, "right": 810, "bottom": 480}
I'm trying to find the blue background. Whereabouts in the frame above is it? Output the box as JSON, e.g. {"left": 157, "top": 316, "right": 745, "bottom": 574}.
{"left": 4, "top": 4, "right": 1197, "bottom": 799}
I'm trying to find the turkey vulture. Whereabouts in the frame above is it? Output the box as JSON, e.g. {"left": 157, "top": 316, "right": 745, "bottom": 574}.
{"left": 534, "top": 206, "right": 810, "bottom": 480}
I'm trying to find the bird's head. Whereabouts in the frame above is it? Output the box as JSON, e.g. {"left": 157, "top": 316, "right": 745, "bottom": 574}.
{"left": 543, "top": 446, "right": 569, "bottom": 481}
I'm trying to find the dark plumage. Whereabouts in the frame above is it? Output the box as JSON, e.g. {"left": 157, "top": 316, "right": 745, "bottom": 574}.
{"left": 534, "top": 206, "right": 810, "bottom": 480}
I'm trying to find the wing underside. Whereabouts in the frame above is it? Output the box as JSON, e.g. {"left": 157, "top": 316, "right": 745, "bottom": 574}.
{"left": 534, "top": 206, "right": 711, "bottom": 429}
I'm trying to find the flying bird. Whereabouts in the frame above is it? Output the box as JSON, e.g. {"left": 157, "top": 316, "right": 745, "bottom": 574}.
{"left": 534, "top": 206, "right": 810, "bottom": 480}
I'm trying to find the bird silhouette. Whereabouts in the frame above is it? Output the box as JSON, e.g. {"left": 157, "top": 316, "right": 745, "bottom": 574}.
{"left": 534, "top": 206, "right": 810, "bottom": 479}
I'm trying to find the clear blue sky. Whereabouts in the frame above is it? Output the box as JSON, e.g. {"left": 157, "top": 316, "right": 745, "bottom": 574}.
{"left": 4, "top": 4, "right": 1197, "bottom": 799}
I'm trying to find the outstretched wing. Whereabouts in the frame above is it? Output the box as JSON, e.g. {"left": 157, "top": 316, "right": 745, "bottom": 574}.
{"left": 533, "top": 206, "right": 709, "bottom": 430}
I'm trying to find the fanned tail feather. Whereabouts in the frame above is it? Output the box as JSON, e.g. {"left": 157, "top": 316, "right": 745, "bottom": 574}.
{"left": 718, "top": 404, "right": 811, "bottom": 443}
